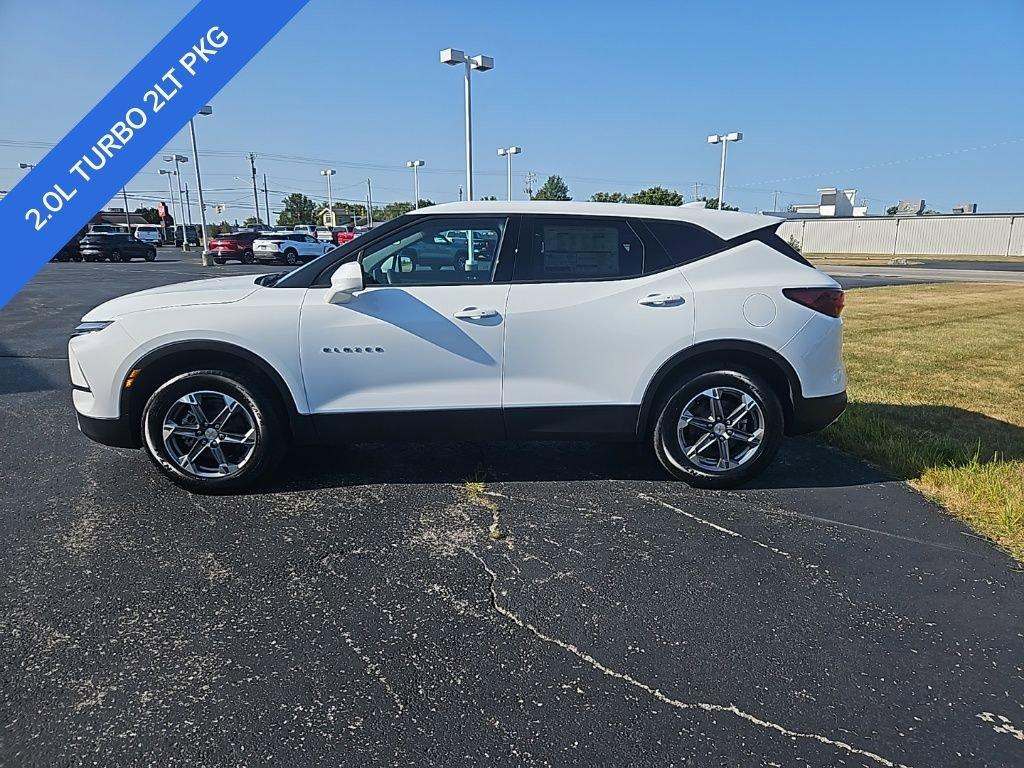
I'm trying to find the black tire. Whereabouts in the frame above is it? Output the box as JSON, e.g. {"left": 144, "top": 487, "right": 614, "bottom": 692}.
{"left": 242, "top": 249, "right": 254, "bottom": 264}
{"left": 282, "top": 249, "right": 299, "bottom": 266}
{"left": 145, "top": 249, "right": 156, "bottom": 262}
{"left": 214, "top": 258, "right": 226, "bottom": 265}
{"left": 110, "top": 249, "right": 124, "bottom": 263}
{"left": 651, "top": 368, "right": 783, "bottom": 489}
{"left": 141, "top": 369, "right": 287, "bottom": 493}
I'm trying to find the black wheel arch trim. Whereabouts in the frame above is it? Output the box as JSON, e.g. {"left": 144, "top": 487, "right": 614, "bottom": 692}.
{"left": 637, "top": 339, "right": 804, "bottom": 436}
{"left": 119, "top": 340, "right": 316, "bottom": 444}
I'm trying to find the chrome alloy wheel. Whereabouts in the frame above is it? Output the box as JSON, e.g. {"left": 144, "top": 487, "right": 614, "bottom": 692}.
{"left": 676, "top": 386, "right": 765, "bottom": 472}
{"left": 161, "top": 391, "right": 257, "bottom": 478}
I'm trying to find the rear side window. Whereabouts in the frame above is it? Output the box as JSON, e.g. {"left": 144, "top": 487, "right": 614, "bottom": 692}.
{"left": 515, "top": 217, "right": 643, "bottom": 282}
{"left": 640, "top": 220, "right": 725, "bottom": 268}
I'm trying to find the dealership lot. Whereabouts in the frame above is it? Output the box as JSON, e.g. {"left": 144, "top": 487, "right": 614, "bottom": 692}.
{"left": 1, "top": 254, "right": 1022, "bottom": 767}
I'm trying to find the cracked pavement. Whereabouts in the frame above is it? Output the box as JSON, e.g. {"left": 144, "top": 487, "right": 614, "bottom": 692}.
{"left": 1, "top": 258, "right": 1022, "bottom": 767}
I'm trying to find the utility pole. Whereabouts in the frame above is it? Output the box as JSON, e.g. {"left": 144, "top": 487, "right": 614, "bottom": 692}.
{"left": 184, "top": 183, "right": 194, "bottom": 226}
{"left": 694, "top": 182, "right": 701, "bottom": 202}
{"left": 524, "top": 171, "right": 536, "bottom": 199}
{"left": 458, "top": 184, "right": 463, "bottom": 202}
{"left": 121, "top": 188, "right": 131, "bottom": 231}
{"left": 248, "top": 153, "right": 260, "bottom": 224}
{"left": 366, "top": 178, "right": 374, "bottom": 227}
{"left": 773, "top": 190, "right": 780, "bottom": 212}
{"left": 263, "top": 174, "right": 271, "bottom": 226}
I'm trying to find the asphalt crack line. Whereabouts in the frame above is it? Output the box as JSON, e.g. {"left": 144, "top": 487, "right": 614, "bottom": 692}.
{"left": 637, "top": 492, "right": 795, "bottom": 561}
{"left": 465, "top": 548, "right": 911, "bottom": 768}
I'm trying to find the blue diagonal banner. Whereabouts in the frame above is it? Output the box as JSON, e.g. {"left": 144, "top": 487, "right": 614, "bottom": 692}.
{"left": 0, "top": 0, "right": 311, "bottom": 308}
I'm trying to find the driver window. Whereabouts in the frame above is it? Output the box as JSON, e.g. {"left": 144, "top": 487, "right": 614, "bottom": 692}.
{"left": 359, "top": 217, "right": 505, "bottom": 286}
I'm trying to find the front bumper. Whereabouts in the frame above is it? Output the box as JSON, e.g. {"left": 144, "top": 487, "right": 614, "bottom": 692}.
{"left": 787, "top": 390, "right": 848, "bottom": 436}
{"left": 76, "top": 411, "right": 139, "bottom": 448}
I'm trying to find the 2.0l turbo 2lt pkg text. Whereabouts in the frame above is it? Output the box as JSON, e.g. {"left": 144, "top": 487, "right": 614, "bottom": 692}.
{"left": 69, "top": 201, "right": 847, "bottom": 493}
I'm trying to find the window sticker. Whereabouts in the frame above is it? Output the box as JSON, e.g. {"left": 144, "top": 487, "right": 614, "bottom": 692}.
{"left": 541, "top": 225, "right": 620, "bottom": 276}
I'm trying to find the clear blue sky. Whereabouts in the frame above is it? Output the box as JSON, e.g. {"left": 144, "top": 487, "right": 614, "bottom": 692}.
{"left": 2, "top": 0, "right": 1022, "bottom": 220}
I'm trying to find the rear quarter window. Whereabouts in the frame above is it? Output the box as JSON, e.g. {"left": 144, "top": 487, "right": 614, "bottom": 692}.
{"left": 640, "top": 220, "right": 725, "bottom": 269}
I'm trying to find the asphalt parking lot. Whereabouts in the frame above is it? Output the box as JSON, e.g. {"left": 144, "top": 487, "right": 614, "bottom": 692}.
{"left": 1, "top": 250, "right": 1022, "bottom": 767}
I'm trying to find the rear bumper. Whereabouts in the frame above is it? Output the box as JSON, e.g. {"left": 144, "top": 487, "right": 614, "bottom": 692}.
{"left": 787, "top": 390, "right": 847, "bottom": 436}
{"left": 77, "top": 411, "right": 140, "bottom": 449}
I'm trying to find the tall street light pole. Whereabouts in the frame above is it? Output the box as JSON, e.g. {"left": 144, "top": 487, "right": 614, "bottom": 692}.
{"left": 440, "top": 48, "right": 493, "bottom": 202}
{"left": 497, "top": 146, "right": 522, "bottom": 201}
{"left": 189, "top": 105, "right": 213, "bottom": 250}
{"left": 706, "top": 132, "right": 742, "bottom": 210}
{"left": 164, "top": 154, "right": 189, "bottom": 250}
{"left": 406, "top": 160, "right": 424, "bottom": 208}
{"left": 320, "top": 169, "right": 336, "bottom": 225}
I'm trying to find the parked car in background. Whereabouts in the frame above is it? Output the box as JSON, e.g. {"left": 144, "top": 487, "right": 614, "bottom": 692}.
{"left": 87, "top": 223, "right": 126, "bottom": 235}
{"left": 253, "top": 232, "right": 334, "bottom": 265}
{"left": 51, "top": 228, "right": 87, "bottom": 262}
{"left": 79, "top": 233, "right": 157, "bottom": 262}
{"left": 70, "top": 201, "right": 847, "bottom": 492}
{"left": 208, "top": 231, "right": 262, "bottom": 264}
{"left": 291, "top": 224, "right": 316, "bottom": 236}
{"left": 174, "top": 225, "right": 201, "bottom": 247}
{"left": 334, "top": 229, "right": 357, "bottom": 247}
{"left": 315, "top": 226, "right": 334, "bottom": 243}
{"left": 134, "top": 225, "right": 163, "bottom": 246}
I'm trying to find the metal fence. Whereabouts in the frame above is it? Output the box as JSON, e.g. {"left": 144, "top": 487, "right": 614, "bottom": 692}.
{"left": 776, "top": 214, "right": 1024, "bottom": 258}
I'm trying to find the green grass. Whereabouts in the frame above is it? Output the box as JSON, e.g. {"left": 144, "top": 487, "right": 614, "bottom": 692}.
{"left": 823, "top": 283, "right": 1024, "bottom": 560}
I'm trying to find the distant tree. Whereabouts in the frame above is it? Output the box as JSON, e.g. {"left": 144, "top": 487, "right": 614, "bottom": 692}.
{"left": 479, "top": 195, "right": 498, "bottom": 201}
{"left": 375, "top": 201, "right": 416, "bottom": 221}
{"left": 590, "top": 191, "right": 629, "bottom": 203}
{"left": 277, "top": 193, "right": 318, "bottom": 227}
{"left": 698, "top": 196, "right": 738, "bottom": 212}
{"left": 886, "top": 205, "right": 900, "bottom": 215}
{"left": 133, "top": 206, "right": 161, "bottom": 224}
{"left": 208, "top": 220, "right": 232, "bottom": 236}
{"left": 923, "top": 209, "right": 940, "bottom": 215}
{"left": 629, "top": 186, "right": 684, "bottom": 206}
{"left": 532, "top": 175, "right": 571, "bottom": 201}
{"left": 242, "top": 216, "right": 261, "bottom": 227}
{"left": 417, "top": 198, "right": 435, "bottom": 209}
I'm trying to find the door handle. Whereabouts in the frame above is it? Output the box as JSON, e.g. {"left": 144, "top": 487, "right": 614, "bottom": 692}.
{"left": 454, "top": 307, "right": 499, "bottom": 320}
{"left": 638, "top": 293, "right": 685, "bottom": 306}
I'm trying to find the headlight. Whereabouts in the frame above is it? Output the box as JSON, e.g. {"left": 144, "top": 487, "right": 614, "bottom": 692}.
{"left": 72, "top": 321, "right": 114, "bottom": 337}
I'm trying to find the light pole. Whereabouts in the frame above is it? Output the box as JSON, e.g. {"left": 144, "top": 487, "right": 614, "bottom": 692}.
{"left": 706, "top": 132, "right": 742, "bottom": 210}
{"left": 496, "top": 146, "right": 522, "bottom": 201}
{"left": 320, "top": 169, "right": 336, "bottom": 225}
{"left": 189, "top": 105, "right": 212, "bottom": 250}
{"left": 158, "top": 169, "right": 178, "bottom": 243}
{"left": 440, "top": 48, "right": 494, "bottom": 201}
{"left": 164, "top": 154, "right": 190, "bottom": 249}
{"left": 406, "top": 160, "right": 424, "bottom": 208}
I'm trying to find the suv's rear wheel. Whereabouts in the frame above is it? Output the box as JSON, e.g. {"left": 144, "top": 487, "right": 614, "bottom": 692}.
{"left": 283, "top": 249, "right": 298, "bottom": 266}
{"left": 242, "top": 249, "right": 254, "bottom": 264}
{"left": 141, "top": 370, "right": 286, "bottom": 493}
{"left": 110, "top": 249, "right": 123, "bottom": 263}
{"left": 652, "top": 369, "right": 783, "bottom": 489}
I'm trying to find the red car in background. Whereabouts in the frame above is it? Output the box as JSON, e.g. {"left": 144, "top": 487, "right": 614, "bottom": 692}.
{"left": 334, "top": 229, "right": 357, "bottom": 247}
{"left": 207, "top": 231, "right": 263, "bottom": 264}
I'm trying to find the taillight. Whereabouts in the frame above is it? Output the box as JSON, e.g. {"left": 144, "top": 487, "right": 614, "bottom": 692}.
{"left": 783, "top": 287, "right": 845, "bottom": 317}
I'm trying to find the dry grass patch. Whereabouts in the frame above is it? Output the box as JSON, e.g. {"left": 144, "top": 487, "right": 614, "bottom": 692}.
{"left": 824, "top": 283, "right": 1024, "bottom": 560}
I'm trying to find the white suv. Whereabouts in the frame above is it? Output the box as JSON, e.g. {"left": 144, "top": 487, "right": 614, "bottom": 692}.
{"left": 253, "top": 232, "right": 335, "bottom": 266}
{"left": 70, "top": 201, "right": 846, "bottom": 493}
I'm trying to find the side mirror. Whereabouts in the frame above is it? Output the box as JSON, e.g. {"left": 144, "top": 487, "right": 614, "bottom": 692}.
{"left": 326, "top": 260, "right": 364, "bottom": 304}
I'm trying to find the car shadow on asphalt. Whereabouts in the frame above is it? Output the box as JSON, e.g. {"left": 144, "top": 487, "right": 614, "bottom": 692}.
{"left": 0, "top": 342, "right": 63, "bottom": 395}
{"left": 260, "top": 437, "right": 894, "bottom": 495}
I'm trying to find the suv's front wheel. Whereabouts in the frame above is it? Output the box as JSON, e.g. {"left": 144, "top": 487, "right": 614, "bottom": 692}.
{"left": 141, "top": 370, "right": 286, "bottom": 493}
{"left": 652, "top": 369, "right": 783, "bottom": 489}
